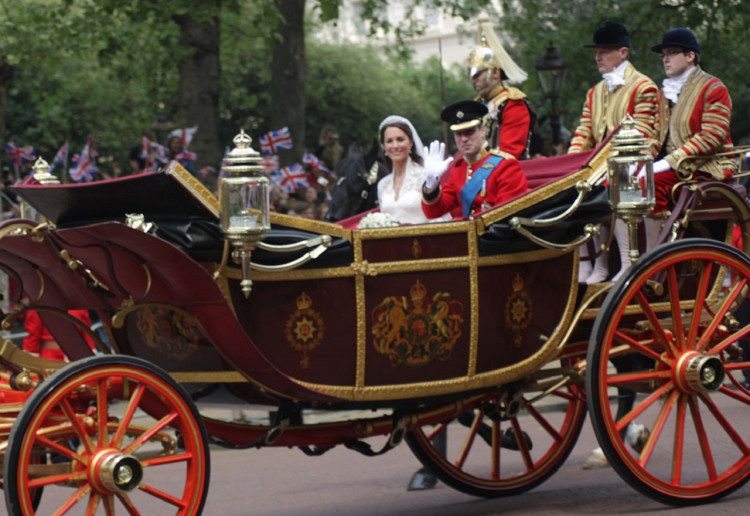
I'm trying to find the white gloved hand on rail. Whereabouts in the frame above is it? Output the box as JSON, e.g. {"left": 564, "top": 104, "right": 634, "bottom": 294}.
{"left": 423, "top": 140, "right": 452, "bottom": 190}
{"left": 652, "top": 159, "right": 671, "bottom": 174}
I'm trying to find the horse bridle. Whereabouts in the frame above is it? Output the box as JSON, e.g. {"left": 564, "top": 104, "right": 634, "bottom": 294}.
{"left": 361, "top": 162, "right": 379, "bottom": 199}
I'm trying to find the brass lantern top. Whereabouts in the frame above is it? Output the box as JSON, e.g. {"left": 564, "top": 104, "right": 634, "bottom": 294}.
{"left": 221, "top": 129, "right": 264, "bottom": 176}
{"left": 32, "top": 156, "right": 60, "bottom": 185}
{"left": 610, "top": 114, "right": 650, "bottom": 156}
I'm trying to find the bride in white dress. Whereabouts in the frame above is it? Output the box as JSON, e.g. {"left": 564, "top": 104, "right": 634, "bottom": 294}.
{"left": 377, "top": 116, "right": 449, "bottom": 224}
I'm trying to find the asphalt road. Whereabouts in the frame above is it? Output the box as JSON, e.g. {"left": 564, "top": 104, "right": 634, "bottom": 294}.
{"left": 11, "top": 389, "right": 750, "bottom": 515}
{"left": 199, "top": 414, "right": 750, "bottom": 516}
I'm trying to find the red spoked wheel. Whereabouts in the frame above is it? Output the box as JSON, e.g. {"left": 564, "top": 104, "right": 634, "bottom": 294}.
{"left": 405, "top": 358, "right": 587, "bottom": 497}
{"left": 587, "top": 239, "right": 750, "bottom": 505}
{"left": 3, "top": 355, "right": 210, "bottom": 515}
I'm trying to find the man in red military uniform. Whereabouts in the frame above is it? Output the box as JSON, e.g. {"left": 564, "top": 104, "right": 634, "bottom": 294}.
{"left": 23, "top": 309, "right": 95, "bottom": 361}
{"left": 569, "top": 21, "right": 659, "bottom": 284}
{"left": 649, "top": 27, "right": 735, "bottom": 226}
{"left": 467, "top": 12, "right": 533, "bottom": 159}
{"left": 421, "top": 100, "right": 528, "bottom": 220}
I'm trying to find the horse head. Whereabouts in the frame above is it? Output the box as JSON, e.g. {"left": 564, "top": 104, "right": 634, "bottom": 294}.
{"left": 325, "top": 139, "right": 388, "bottom": 222}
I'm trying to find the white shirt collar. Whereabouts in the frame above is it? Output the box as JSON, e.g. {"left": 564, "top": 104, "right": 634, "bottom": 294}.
{"left": 602, "top": 60, "right": 629, "bottom": 93}
{"left": 662, "top": 66, "right": 695, "bottom": 103}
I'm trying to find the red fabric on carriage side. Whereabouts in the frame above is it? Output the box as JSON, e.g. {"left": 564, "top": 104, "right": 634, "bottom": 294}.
{"left": 520, "top": 150, "right": 598, "bottom": 190}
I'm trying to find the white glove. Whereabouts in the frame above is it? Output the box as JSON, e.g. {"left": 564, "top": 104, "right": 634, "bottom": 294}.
{"left": 652, "top": 159, "right": 671, "bottom": 174}
{"left": 423, "top": 140, "right": 452, "bottom": 190}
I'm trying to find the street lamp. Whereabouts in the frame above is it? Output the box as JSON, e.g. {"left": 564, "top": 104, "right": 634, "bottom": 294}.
{"left": 535, "top": 41, "right": 566, "bottom": 146}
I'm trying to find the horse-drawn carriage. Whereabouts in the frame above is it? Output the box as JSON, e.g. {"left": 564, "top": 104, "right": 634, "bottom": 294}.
{"left": 0, "top": 123, "right": 749, "bottom": 514}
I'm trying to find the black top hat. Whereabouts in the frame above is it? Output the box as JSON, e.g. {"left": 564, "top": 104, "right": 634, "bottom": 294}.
{"left": 651, "top": 27, "right": 700, "bottom": 54}
{"left": 584, "top": 20, "right": 630, "bottom": 48}
{"left": 441, "top": 100, "right": 488, "bottom": 131}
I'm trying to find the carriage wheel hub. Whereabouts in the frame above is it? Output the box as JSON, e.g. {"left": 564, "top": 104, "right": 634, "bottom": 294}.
{"left": 674, "top": 351, "right": 725, "bottom": 393}
{"left": 91, "top": 449, "right": 143, "bottom": 493}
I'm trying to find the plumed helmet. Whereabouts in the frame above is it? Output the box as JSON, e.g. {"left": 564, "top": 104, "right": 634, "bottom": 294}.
{"left": 466, "top": 11, "right": 527, "bottom": 85}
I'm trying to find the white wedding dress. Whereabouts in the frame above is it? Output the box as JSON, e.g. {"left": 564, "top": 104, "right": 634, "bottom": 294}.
{"left": 377, "top": 159, "right": 448, "bottom": 224}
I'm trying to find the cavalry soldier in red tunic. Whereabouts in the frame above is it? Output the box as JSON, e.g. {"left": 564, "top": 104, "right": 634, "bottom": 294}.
{"left": 649, "top": 27, "right": 735, "bottom": 234}
{"left": 467, "top": 12, "right": 534, "bottom": 160}
{"left": 421, "top": 100, "right": 528, "bottom": 220}
{"left": 569, "top": 21, "right": 659, "bottom": 284}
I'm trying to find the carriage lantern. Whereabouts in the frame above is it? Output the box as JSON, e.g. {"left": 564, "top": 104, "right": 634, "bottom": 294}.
{"left": 219, "top": 129, "right": 270, "bottom": 298}
{"left": 607, "top": 114, "right": 655, "bottom": 262}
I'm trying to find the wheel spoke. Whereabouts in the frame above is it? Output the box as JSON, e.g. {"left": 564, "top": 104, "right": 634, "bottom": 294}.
{"left": 425, "top": 421, "right": 448, "bottom": 442}
{"left": 115, "top": 492, "right": 144, "bottom": 516}
{"left": 455, "top": 411, "right": 482, "bottom": 469}
{"left": 97, "top": 377, "right": 109, "bottom": 448}
{"left": 635, "top": 290, "right": 680, "bottom": 358}
{"left": 697, "top": 277, "right": 746, "bottom": 353}
{"left": 612, "top": 329, "right": 667, "bottom": 364}
{"left": 697, "top": 391, "right": 750, "bottom": 454}
{"left": 718, "top": 384, "right": 750, "bottom": 404}
{"left": 708, "top": 325, "right": 750, "bottom": 357}
{"left": 671, "top": 395, "right": 687, "bottom": 484}
{"left": 138, "top": 482, "right": 189, "bottom": 509}
{"left": 37, "top": 434, "right": 85, "bottom": 463}
{"left": 510, "top": 417, "right": 533, "bottom": 470}
{"left": 491, "top": 420, "right": 500, "bottom": 479}
{"left": 606, "top": 368, "right": 665, "bottom": 388}
{"left": 112, "top": 383, "right": 146, "bottom": 448}
{"left": 687, "top": 395, "right": 718, "bottom": 481}
{"left": 667, "top": 265, "right": 686, "bottom": 350}
{"left": 611, "top": 380, "right": 673, "bottom": 432}
{"left": 142, "top": 451, "right": 195, "bottom": 467}
{"left": 638, "top": 390, "right": 678, "bottom": 468}
{"left": 52, "top": 482, "right": 92, "bottom": 516}
{"left": 123, "top": 412, "right": 178, "bottom": 455}
{"left": 28, "top": 468, "right": 87, "bottom": 489}
{"left": 85, "top": 492, "right": 101, "bottom": 516}
{"left": 686, "top": 261, "right": 713, "bottom": 348}
{"left": 60, "top": 397, "right": 95, "bottom": 453}
{"left": 525, "top": 401, "right": 563, "bottom": 442}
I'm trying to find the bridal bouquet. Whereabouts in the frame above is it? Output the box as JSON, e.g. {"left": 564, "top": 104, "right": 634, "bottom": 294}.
{"left": 357, "top": 212, "right": 400, "bottom": 229}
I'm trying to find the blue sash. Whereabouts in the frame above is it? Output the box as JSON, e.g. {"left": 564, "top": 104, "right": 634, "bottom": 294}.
{"left": 460, "top": 154, "right": 504, "bottom": 217}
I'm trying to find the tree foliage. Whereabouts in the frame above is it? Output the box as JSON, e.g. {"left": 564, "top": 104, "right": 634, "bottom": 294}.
{"left": 2, "top": 0, "right": 750, "bottom": 180}
{"left": 495, "top": 0, "right": 750, "bottom": 140}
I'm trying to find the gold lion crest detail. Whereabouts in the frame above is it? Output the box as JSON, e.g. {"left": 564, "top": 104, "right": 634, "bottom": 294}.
{"left": 371, "top": 280, "right": 464, "bottom": 367}
{"left": 136, "top": 307, "right": 201, "bottom": 359}
{"left": 284, "top": 291, "right": 325, "bottom": 369}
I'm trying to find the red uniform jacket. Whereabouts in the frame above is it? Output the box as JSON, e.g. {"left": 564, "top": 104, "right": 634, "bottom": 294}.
{"left": 23, "top": 309, "right": 95, "bottom": 361}
{"left": 422, "top": 151, "right": 528, "bottom": 219}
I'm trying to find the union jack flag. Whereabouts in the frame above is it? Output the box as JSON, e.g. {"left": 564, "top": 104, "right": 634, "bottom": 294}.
{"left": 260, "top": 154, "right": 279, "bottom": 173}
{"left": 271, "top": 164, "right": 308, "bottom": 192}
{"left": 259, "top": 127, "right": 293, "bottom": 155}
{"left": 5, "top": 142, "right": 36, "bottom": 170}
{"left": 302, "top": 152, "right": 332, "bottom": 175}
{"left": 69, "top": 136, "right": 99, "bottom": 183}
{"left": 174, "top": 150, "right": 196, "bottom": 165}
{"left": 168, "top": 126, "right": 198, "bottom": 148}
{"left": 49, "top": 142, "right": 69, "bottom": 172}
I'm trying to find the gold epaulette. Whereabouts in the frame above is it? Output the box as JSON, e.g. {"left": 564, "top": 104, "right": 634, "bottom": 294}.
{"left": 490, "top": 149, "right": 516, "bottom": 160}
{"left": 505, "top": 87, "right": 527, "bottom": 101}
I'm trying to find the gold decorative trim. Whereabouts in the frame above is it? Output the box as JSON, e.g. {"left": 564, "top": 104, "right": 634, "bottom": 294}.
{"left": 355, "top": 220, "right": 469, "bottom": 240}
{"left": 467, "top": 225, "right": 479, "bottom": 377}
{"left": 0, "top": 339, "right": 65, "bottom": 378}
{"left": 168, "top": 371, "right": 247, "bottom": 383}
{"left": 0, "top": 221, "right": 37, "bottom": 239}
{"left": 270, "top": 211, "right": 352, "bottom": 240}
{"left": 286, "top": 247, "right": 581, "bottom": 402}
{"left": 353, "top": 234, "right": 366, "bottom": 388}
{"left": 165, "top": 161, "right": 220, "bottom": 218}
